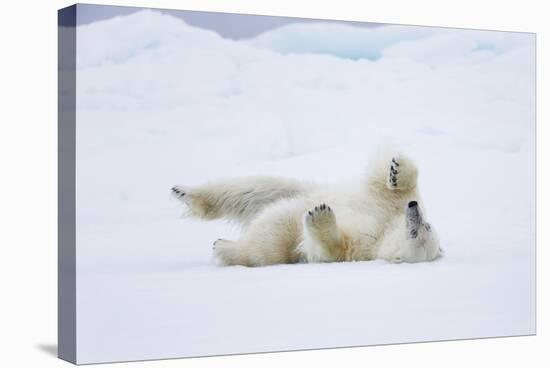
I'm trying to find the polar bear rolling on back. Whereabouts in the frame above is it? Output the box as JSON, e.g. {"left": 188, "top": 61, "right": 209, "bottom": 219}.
{"left": 172, "top": 153, "right": 442, "bottom": 266}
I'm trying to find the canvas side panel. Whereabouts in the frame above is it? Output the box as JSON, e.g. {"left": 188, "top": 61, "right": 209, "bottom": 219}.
{"left": 58, "top": 4, "right": 77, "bottom": 364}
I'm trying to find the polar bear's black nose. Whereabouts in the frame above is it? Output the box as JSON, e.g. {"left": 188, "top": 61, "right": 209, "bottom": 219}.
{"left": 408, "top": 201, "right": 418, "bottom": 208}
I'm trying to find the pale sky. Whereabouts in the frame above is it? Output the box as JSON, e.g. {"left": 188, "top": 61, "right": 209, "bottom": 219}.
{"left": 61, "top": 3, "right": 379, "bottom": 40}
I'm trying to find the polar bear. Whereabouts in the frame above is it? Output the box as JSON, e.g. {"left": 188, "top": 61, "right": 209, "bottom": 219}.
{"left": 172, "top": 153, "right": 442, "bottom": 266}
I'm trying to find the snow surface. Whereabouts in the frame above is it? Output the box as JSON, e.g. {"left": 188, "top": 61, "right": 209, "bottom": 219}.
{"left": 70, "top": 10, "right": 535, "bottom": 364}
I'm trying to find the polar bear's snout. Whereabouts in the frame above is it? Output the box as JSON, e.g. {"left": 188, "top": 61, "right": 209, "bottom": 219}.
{"left": 406, "top": 201, "right": 422, "bottom": 239}
{"left": 400, "top": 200, "right": 442, "bottom": 262}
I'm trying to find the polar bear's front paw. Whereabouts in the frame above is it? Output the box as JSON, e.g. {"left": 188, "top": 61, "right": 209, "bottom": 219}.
{"left": 388, "top": 157, "right": 400, "bottom": 189}
{"left": 304, "top": 203, "right": 335, "bottom": 229}
{"left": 386, "top": 155, "right": 418, "bottom": 191}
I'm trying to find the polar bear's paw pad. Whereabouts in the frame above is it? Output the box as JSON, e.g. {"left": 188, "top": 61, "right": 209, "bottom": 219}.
{"left": 388, "top": 157, "right": 400, "bottom": 188}
{"left": 305, "top": 203, "right": 335, "bottom": 228}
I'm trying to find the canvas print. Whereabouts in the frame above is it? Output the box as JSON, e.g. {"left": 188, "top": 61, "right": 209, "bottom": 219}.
{"left": 58, "top": 4, "right": 536, "bottom": 364}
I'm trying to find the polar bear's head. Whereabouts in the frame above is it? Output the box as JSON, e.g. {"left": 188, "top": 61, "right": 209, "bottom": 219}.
{"left": 391, "top": 201, "right": 443, "bottom": 263}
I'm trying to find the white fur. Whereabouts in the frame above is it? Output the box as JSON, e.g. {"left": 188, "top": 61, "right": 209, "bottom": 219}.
{"left": 172, "top": 153, "right": 442, "bottom": 266}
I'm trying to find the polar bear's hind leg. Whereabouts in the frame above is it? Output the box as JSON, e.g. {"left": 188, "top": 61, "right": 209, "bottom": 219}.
{"left": 212, "top": 239, "right": 247, "bottom": 266}
{"left": 212, "top": 201, "right": 305, "bottom": 266}
{"left": 299, "top": 204, "right": 346, "bottom": 262}
{"left": 171, "top": 176, "right": 306, "bottom": 225}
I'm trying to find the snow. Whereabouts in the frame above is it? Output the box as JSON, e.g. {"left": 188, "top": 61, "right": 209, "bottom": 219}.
{"left": 70, "top": 10, "right": 535, "bottom": 364}
{"left": 247, "top": 21, "right": 527, "bottom": 62}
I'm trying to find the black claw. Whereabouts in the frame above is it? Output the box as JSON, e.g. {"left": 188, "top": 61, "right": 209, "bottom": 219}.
{"left": 308, "top": 211, "right": 313, "bottom": 216}
{"left": 392, "top": 158, "right": 399, "bottom": 166}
